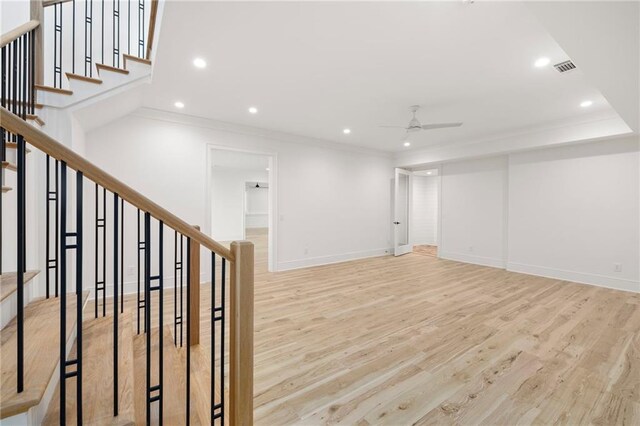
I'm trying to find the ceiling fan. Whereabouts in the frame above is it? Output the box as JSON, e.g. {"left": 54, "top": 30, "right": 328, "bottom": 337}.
{"left": 380, "top": 105, "right": 463, "bottom": 134}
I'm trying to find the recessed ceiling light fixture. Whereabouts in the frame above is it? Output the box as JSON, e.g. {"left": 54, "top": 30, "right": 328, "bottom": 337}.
{"left": 193, "top": 57, "right": 207, "bottom": 69}
{"left": 580, "top": 100, "right": 593, "bottom": 108}
{"left": 534, "top": 57, "right": 550, "bottom": 68}
{"left": 343, "top": 128, "right": 351, "bottom": 135}
{"left": 426, "top": 171, "right": 432, "bottom": 175}
{"left": 403, "top": 141, "right": 411, "bottom": 147}
{"left": 248, "top": 107, "right": 258, "bottom": 114}
{"left": 174, "top": 101, "right": 185, "bottom": 109}
{"left": 265, "top": 167, "right": 270, "bottom": 171}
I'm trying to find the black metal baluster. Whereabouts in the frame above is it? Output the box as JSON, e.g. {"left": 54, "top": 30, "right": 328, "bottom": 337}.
{"left": 180, "top": 236, "right": 183, "bottom": 346}
{"left": 95, "top": 184, "right": 107, "bottom": 317}
{"left": 144, "top": 212, "right": 151, "bottom": 424}
{"left": 53, "top": 3, "right": 63, "bottom": 87}
{"left": 186, "top": 237, "right": 191, "bottom": 426}
{"left": 174, "top": 231, "right": 183, "bottom": 346}
{"left": 113, "top": 0, "right": 120, "bottom": 67}
{"left": 121, "top": 198, "right": 124, "bottom": 313}
{"left": 211, "top": 252, "right": 215, "bottom": 420}
{"left": 159, "top": 220, "right": 164, "bottom": 422}
{"left": 75, "top": 170, "right": 84, "bottom": 424}
{"left": 46, "top": 156, "right": 59, "bottom": 299}
{"left": 101, "top": 0, "right": 105, "bottom": 65}
{"left": 114, "top": 193, "right": 120, "bottom": 416}
{"left": 85, "top": 0, "right": 93, "bottom": 77}
{"left": 72, "top": 0, "right": 76, "bottom": 74}
{"left": 138, "top": 0, "right": 145, "bottom": 58}
{"left": 137, "top": 208, "right": 145, "bottom": 333}
{"left": 16, "top": 134, "right": 25, "bottom": 393}
{"left": 59, "top": 162, "right": 67, "bottom": 424}
{"left": 127, "top": 0, "right": 131, "bottom": 55}
{"left": 220, "top": 258, "right": 226, "bottom": 423}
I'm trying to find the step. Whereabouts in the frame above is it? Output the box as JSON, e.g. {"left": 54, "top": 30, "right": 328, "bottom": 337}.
{"left": 2, "top": 161, "right": 17, "bottom": 172}
{"left": 0, "top": 271, "right": 39, "bottom": 303}
{"left": 65, "top": 72, "right": 103, "bottom": 85}
{"left": 34, "top": 85, "right": 73, "bottom": 96}
{"left": 133, "top": 326, "right": 211, "bottom": 424}
{"left": 96, "top": 63, "right": 130, "bottom": 76}
{"left": 1, "top": 186, "right": 11, "bottom": 193}
{"left": 4, "top": 142, "right": 32, "bottom": 153}
{"left": 0, "top": 291, "right": 89, "bottom": 422}
{"left": 123, "top": 54, "right": 152, "bottom": 67}
{"left": 26, "top": 114, "right": 45, "bottom": 127}
{"left": 1, "top": 271, "right": 40, "bottom": 329}
{"left": 42, "top": 312, "right": 136, "bottom": 425}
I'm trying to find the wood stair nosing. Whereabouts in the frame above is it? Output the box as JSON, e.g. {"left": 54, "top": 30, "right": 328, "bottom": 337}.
{"left": 26, "top": 114, "right": 45, "bottom": 126}
{"left": 34, "top": 84, "right": 73, "bottom": 96}
{"left": 2, "top": 161, "right": 17, "bottom": 171}
{"left": 96, "top": 63, "right": 130, "bottom": 76}
{"left": 42, "top": 312, "right": 136, "bottom": 426}
{"left": 123, "top": 54, "right": 152, "bottom": 67}
{"left": 64, "top": 72, "right": 103, "bottom": 85}
{"left": 1, "top": 186, "right": 12, "bottom": 193}
{"left": 4, "top": 142, "right": 32, "bottom": 153}
{"left": 0, "top": 270, "right": 40, "bottom": 303}
{"left": 0, "top": 291, "right": 90, "bottom": 419}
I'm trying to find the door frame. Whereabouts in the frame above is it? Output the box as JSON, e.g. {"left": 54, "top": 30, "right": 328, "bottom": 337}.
{"left": 206, "top": 145, "right": 278, "bottom": 272}
{"left": 393, "top": 167, "right": 413, "bottom": 256}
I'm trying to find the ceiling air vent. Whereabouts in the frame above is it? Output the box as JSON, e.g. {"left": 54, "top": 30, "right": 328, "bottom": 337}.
{"left": 554, "top": 60, "right": 576, "bottom": 73}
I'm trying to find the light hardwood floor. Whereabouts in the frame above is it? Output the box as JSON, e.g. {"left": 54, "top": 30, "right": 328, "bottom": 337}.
{"left": 107, "top": 228, "right": 639, "bottom": 425}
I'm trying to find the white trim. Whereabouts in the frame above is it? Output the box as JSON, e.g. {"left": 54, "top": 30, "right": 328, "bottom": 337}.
{"left": 277, "top": 248, "right": 392, "bottom": 272}
{"left": 436, "top": 165, "right": 443, "bottom": 254}
{"left": 507, "top": 262, "right": 640, "bottom": 294}
{"left": 439, "top": 251, "right": 506, "bottom": 269}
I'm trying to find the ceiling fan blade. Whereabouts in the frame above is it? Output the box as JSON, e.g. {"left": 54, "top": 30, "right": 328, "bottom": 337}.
{"left": 379, "top": 125, "right": 408, "bottom": 129}
{"left": 421, "top": 122, "right": 463, "bottom": 130}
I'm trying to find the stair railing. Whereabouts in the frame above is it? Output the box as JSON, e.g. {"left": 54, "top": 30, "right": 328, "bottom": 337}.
{"left": 1, "top": 106, "right": 255, "bottom": 425}
{"left": 35, "top": 0, "right": 160, "bottom": 88}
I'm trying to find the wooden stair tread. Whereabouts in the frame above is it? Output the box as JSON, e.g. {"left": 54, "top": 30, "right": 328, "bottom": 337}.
{"left": 2, "top": 161, "right": 17, "bottom": 171}
{"left": 123, "top": 54, "right": 152, "bottom": 67}
{"left": 96, "top": 63, "right": 130, "bottom": 75}
{"left": 42, "top": 312, "right": 136, "bottom": 425}
{"left": 0, "top": 270, "right": 39, "bottom": 302}
{"left": 1, "top": 186, "right": 11, "bottom": 193}
{"left": 0, "top": 99, "right": 44, "bottom": 109}
{"left": 0, "top": 291, "right": 89, "bottom": 419}
{"left": 4, "top": 142, "right": 31, "bottom": 153}
{"left": 133, "top": 326, "right": 210, "bottom": 424}
{"left": 65, "top": 72, "right": 103, "bottom": 85}
{"left": 34, "top": 85, "right": 73, "bottom": 96}
{"left": 26, "top": 114, "right": 45, "bottom": 126}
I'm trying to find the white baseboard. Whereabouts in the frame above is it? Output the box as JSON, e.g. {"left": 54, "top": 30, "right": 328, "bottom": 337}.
{"left": 507, "top": 262, "right": 640, "bottom": 293}
{"left": 277, "top": 247, "right": 392, "bottom": 272}
{"left": 438, "top": 251, "right": 506, "bottom": 269}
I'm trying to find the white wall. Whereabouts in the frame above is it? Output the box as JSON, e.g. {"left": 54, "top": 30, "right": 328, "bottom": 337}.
{"left": 411, "top": 175, "right": 438, "bottom": 246}
{"left": 434, "top": 136, "right": 639, "bottom": 292}
{"left": 439, "top": 156, "right": 508, "bottom": 268}
{"left": 84, "top": 108, "right": 393, "bottom": 290}
{"left": 245, "top": 185, "right": 269, "bottom": 229}
{"left": 211, "top": 169, "right": 268, "bottom": 241}
{"left": 507, "top": 137, "right": 639, "bottom": 292}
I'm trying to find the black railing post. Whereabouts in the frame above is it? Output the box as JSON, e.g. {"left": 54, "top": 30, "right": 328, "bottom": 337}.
{"left": 59, "top": 162, "right": 68, "bottom": 424}
{"left": 144, "top": 211, "right": 151, "bottom": 424}
{"left": 114, "top": 193, "right": 120, "bottom": 416}
{"left": 186, "top": 237, "right": 191, "bottom": 426}
{"left": 137, "top": 208, "right": 145, "bottom": 333}
{"left": 76, "top": 170, "right": 84, "bottom": 424}
{"left": 16, "top": 134, "right": 26, "bottom": 393}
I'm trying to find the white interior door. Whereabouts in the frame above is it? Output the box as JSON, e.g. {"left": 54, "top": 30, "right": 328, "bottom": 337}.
{"left": 393, "top": 168, "right": 413, "bottom": 256}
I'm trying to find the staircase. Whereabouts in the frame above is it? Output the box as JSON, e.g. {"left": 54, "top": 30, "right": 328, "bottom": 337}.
{"left": 0, "top": 1, "right": 254, "bottom": 424}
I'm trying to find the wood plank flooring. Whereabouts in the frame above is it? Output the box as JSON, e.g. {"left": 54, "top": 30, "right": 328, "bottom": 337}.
{"left": 104, "top": 229, "right": 640, "bottom": 424}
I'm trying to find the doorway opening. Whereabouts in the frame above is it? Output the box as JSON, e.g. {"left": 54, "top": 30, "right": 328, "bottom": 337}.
{"left": 412, "top": 168, "right": 439, "bottom": 257}
{"left": 207, "top": 147, "right": 276, "bottom": 272}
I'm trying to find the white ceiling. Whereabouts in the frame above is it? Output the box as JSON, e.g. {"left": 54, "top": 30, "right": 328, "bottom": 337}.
{"left": 144, "top": 1, "right": 624, "bottom": 153}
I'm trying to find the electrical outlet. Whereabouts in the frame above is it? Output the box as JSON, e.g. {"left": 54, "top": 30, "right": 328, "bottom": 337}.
{"left": 614, "top": 263, "right": 622, "bottom": 273}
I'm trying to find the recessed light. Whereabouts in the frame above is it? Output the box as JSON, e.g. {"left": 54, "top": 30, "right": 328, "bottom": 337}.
{"left": 403, "top": 141, "right": 411, "bottom": 147}
{"left": 534, "top": 57, "right": 550, "bottom": 68}
{"left": 426, "top": 171, "right": 432, "bottom": 175}
{"left": 174, "top": 101, "right": 185, "bottom": 109}
{"left": 248, "top": 107, "right": 258, "bottom": 114}
{"left": 580, "top": 100, "right": 593, "bottom": 108}
{"left": 343, "top": 128, "right": 351, "bottom": 135}
{"left": 265, "top": 167, "right": 270, "bottom": 171}
{"left": 193, "top": 57, "right": 207, "bottom": 69}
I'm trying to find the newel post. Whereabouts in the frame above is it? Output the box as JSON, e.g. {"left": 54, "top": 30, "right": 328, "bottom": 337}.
{"left": 189, "top": 225, "right": 201, "bottom": 346}
{"left": 229, "top": 241, "right": 254, "bottom": 426}
{"left": 30, "top": 0, "right": 44, "bottom": 85}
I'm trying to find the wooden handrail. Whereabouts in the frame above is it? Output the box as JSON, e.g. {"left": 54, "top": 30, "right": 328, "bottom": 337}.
{"left": 146, "top": 0, "right": 159, "bottom": 60}
{"left": 1, "top": 20, "right": 39, "bottom": 48}
{"left": 0, "top": 107, "right": 235, "bottom": 261}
